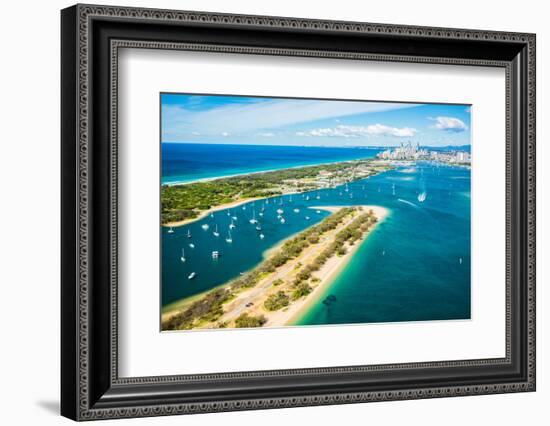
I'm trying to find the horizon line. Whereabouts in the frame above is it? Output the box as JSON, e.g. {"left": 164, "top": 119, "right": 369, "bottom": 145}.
{"left": 161, "top": 141, "right": 472, "bottom": 148}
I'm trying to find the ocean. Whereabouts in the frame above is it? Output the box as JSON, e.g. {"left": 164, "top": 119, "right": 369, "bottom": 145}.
{"left": 162, "top": 143, "right": 382, "bottom": 184}
{"left": 161, "top": 143, "right": 471, "bottom": 326}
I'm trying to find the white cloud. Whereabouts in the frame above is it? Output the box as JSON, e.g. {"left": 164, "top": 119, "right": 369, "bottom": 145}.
{"left": 257, "top": 132, "right": 275, "bottom": 137}
{"left": 162, "top": 99, "right": 420, "bottom": 138}
{"left": 191, "top": 131, "right": 201, "bottom": 136}
{"left": 221, "top": 131, "right": 230, "bottom": 137}
{"left": 431, "top": 116, "right": 468, "bottom": 132}
{"left": 296, "top": 124, "right": 417, "bottom": 138}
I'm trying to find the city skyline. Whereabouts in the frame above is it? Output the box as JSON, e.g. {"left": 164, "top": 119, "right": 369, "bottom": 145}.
{"left": 161, "top": 94, "right": 471, "bottom": 148}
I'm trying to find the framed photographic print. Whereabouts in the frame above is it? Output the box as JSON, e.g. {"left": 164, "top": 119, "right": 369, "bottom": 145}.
{"left": 61, "top": 4, "right": 536, "bottom": 421}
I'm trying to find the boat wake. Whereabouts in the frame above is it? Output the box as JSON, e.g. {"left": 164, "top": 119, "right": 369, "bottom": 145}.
{"left": 397, "top": 198, "right": 419, "bottom": 209}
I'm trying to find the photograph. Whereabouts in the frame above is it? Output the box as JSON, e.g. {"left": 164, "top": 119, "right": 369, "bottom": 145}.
{"left": 54, "top": 2, "right": 536, "bottom": 421}
{"left": 160, "top": 94, "right": 472, "bottom": 331}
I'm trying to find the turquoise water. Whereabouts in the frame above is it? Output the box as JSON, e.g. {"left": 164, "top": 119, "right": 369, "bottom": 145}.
{"left": 297, "top": 166, "right": 471, "bottom": 325}
{"left": 161, "top": 147, "right": 471, "bottom": 325}
{"left": 162, "top": 143, "right": 380, "bottom": 184}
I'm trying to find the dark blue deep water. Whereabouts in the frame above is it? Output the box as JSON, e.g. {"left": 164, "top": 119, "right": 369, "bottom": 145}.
{"left": 161, "top": 144, "right": 471, "bottom": 325}
{"left": 162, "top": 143, "right": 380, "bottom": 184}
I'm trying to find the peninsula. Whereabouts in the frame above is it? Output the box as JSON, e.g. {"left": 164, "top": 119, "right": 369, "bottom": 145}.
{"left": 161, "top": 159, "right": 391, "bottom": 227}
{"left": 162, "top": 205, "right": 388, "bottom": 331}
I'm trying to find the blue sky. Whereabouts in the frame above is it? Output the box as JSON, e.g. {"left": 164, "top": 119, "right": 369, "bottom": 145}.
{"left": 161, "top": 93, "right": 471, "bottom": 147}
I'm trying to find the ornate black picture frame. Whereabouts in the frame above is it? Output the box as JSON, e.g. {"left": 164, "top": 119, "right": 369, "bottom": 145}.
{"left": 61, "top": 4, "right": 536, "bottom": 421}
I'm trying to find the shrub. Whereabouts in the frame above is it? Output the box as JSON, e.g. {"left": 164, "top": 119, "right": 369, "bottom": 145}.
{"left": 292, "top": 282, "right": 312, "bottom": 300}
{"left": 234, "top": 313, "right": 267, "bottom": 328}
{"left": 264, "top": 291, "right": 290, "bottom": 311}
{"left": 337, "top": 246, "right": 347, "bottom": 256}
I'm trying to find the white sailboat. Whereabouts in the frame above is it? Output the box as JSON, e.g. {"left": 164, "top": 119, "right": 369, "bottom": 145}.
{"left": 167, "top": 227, "right": 174, "bottom": 234}
{"left": 249, "top": 209, "right": 258, "bottom": 224}
{"left": 212, "top": 251, "right": 219, "bottom": 259}
{"left": 293, "top": 208, "right": 300, "bottom": 213}
{"left": 276, "top": 208, "right": 284, "bottom": 215}
{"left": 229, "top": 218, "right": 236, "bottom": 229}
{"left": 280, "top": 218, "right": 286, "bottom": 224}
{"left": 180, "top": 248, "right": 186, "bottom": 262}
{"left": 187, "top": 230, "right": 191, "bottom": 238}
{"left": 188, "top": 272, "right": 196, "bottom": 280}
{"left": 305, "top": 195, "right": 310, "bottom": 201}
{"left": 417, "top": 191, "right": 427, "bottom": 202}
{"left": 316, "top": 210, "right": 321, "bottom": 214}
{"left": 259, "top": 233, "right": 265, "bottom": 239}
{"left": 201, "top": 223, "right": 209, "bottom": 231}
{"left": 226, "top": 230, "right": 233, "bottom": 243}
{"left": 305, "top": 216, "right": 310, "bottom": 220}
{"left": 231, "top": 215, "right": 238, "bottom": 221}
{"left": 189, "top": 243, "right": 195, "bottom": 248}
{"left": 213, "top": 224, "right": 220, "bottom": 237}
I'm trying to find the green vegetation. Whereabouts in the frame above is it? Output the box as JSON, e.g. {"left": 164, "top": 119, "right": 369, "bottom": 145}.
{"left": 228, "top": 207, "right": 355, "bottom": 292}
{"left": 161, "top": 160, "right": 390, "bottom": 224}
{"left": 161, "top": 207, "right": 380, "bottom": 331}
{"left": 290, "top": 209, "right": 377, "bottom": 295}
{"left": 264, "top": 291, "right": 290, "bottom": 311}
{"left": 163, "top": 288, "right": 233, "bottom": 330}
{"left": 291, "top": 282, "right": 312, "bottom": 300}
{"left": 235, "top": 313, "right": 267, "bottom": 328}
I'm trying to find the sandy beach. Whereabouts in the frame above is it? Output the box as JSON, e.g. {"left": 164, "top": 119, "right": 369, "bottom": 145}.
{"left": 162, "top": 196, "right": 264, "bottom": 228}
{"left": 163, "top": 205, "right": 389, "bottom": 330}
{"left": 285, "top": 205, "right": 388, "bottom": 325}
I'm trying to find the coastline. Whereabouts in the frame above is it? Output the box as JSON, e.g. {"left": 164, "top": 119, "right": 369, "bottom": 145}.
{"left": 284, "top": 205, "right": 389, "bottom": 326}
{"left": 162, "top": 205, "right": 389, "bottom": 330}
{"left": 162, "top": 155, "right": 378, "bottom": 187}
{"left": 162, "top": 157, "right": 392, "bottom": 228}
{"left": 162, "top": 196, "right": 263, "bottom": 228}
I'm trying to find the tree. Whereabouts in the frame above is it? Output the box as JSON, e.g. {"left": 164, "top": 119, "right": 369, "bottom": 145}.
{"left": 234, "top": 313, "right": 267, "bottom": 328}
